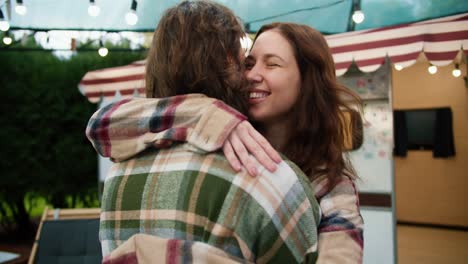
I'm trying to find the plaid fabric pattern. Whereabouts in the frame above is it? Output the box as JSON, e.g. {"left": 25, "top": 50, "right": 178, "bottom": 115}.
{"left": 86, "top": 94, "right": 246, "bottom": 162}
{"left": 86, "top": 94, "right": 363, "bottom": 263}
{"left": 312, "top": 175, "right": 363, "bottom": 264}
{"left": 102, "top": 234, "right": 248, "bottom": 264}
{"left": 99, "top": 145, "right": 320, "bottom": 263}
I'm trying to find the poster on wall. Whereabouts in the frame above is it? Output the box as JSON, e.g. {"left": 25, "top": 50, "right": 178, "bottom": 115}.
{"left": 338, "top": 62, "right": 390, "bottom": 100}
{"left": 338, "top": 61, "right": 393, "bottom": 192}
{"left": 350, "top": 101, "right": 394, "bottom": 192}
{"left": 358, "top": 101, "right": 394, "bottom": 160}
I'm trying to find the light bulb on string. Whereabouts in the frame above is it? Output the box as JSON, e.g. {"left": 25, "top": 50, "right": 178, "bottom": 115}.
{"left": 3, "top": 31, "right": 12, "bottom": 45}
{"left": 125, "top": 12, "right": 138, "bottom": 26}
{"left": 352, "top": 10, "right": 365, "bottom": 24}
{"left": 452, "top": 64, "right": 461, "bottom": 78}
{"left": 98, "top": 40, "right": 108, "bottom": 57}
{"left": 0, "top": 9, "right": 10, "bottom": 32}
{"left": 125, "top": 0, "right": 138, "bottom": 26}
{"left": 15, "top": 0, "right": 27, "bottom": 16}
{"left": 394, "top": 64, "right": 403, "bottom": 71}
{"left": 88, "top": 0, "right": 100, "bottom": 17}
{"left": 98, "top": 46, "right": 108, "bottom": 57}
{"left": 0, "top": 21, "right": 9, "bottom": 32}
{"left": 428, "top": 64, "right": 437, "bottom": 74}
{"left": 240, "top": 34, "right": 252, "bottom": 56}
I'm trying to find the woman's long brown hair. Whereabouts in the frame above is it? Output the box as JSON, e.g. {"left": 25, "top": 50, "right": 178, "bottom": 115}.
{"left": 254, "top": 23, "right": 362, "bottom": 191}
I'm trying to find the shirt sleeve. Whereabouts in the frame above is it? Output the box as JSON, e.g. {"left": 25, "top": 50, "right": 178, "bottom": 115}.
{"left": 85, "top": 94, "right": 246, "bottom": 162}
{"left": 312, "top": 175, "right": 364, "bottom": 264}
{"left": 252, "top": 160, "right": 320, "bottom": 264}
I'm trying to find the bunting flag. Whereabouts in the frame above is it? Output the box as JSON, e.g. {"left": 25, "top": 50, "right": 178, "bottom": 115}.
{"left": 79, "top": 13, "right": 468, "bottom": 103}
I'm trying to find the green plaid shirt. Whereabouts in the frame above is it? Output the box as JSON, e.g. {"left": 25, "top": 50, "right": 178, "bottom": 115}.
{"left": 88, "top": 94, "right": 362, "bottom": 263}
{"left": 100, "top": 143, "right": 320, "bottom": 263}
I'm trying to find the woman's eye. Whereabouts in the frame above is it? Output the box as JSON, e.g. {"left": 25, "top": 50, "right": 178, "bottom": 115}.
{"left": 267, "top": 63, "right": 279, "bottom": 67}
{"left": 244, "top": 62, "right": 254, "bottom": 69}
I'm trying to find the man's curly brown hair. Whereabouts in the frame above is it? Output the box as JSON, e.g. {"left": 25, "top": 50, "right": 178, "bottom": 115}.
{"left": 146, "top": 1, "right": 249, "bottom": 114}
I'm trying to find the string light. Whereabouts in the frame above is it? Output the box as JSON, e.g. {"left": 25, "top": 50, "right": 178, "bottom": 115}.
{"left": 0, "top": 9, "right": 10, "bottom": 32}
{"left": 452, "top": 63, "right": 461, "bottom": 78}
{"left": 351, "top": 0, "right": 365, "bottom": 24}
{"left": 394, "top": 64, "right": 403, "bottom": 71}
{"left": 2, "top": 31, "right": 12, "bottom": 45}
{"left": 88, "top": 0, "right": 100, "bottom": 17}
{"left": 428, "top": 64, "right": 437, "bottom": 74}
{"left": 125, "top": 0, "right": 138, "bottom": 26}
{"left": 98, "top": 40, "right": 108, "bottom": 57}
{"left": 352, "top": 10, "right": 365, "bottom": 24}
{"left": 240, "top": 34, "right": 252, "bottom": 56}
{"left": 15, "top": 0, "right": 27, "bottom": 16}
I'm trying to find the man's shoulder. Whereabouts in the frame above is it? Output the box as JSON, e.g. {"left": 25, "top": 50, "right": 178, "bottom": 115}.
{"left": 282, "top": 159, "right": 308, "bottom": 181}
{"left": 260, "top": 158, "right": 320, "bottom": 217}
{"left": 111, "top": 143, "right": 238, "bottom": 179}
{"left": 282, "top": 159, "right": 316, "bottom": 193}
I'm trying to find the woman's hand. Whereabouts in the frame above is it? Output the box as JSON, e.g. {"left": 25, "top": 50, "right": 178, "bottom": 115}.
{"left": 223, "top": 121, "right": 282, "bottom": 176}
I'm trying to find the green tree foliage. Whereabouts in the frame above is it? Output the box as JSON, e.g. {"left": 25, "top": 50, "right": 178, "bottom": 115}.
{"left": 0, "top": 39, "right": 145, "bottom": 236}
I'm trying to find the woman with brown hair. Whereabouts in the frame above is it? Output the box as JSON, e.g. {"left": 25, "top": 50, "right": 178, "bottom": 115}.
{"left": 88, "top": 20, "right": 364, "bottom": 263}
{"left": 230, "top": 23, "right": 364, "bottom": 263}
{"left": 239, "top": 22, "right": 360, "bottom": 188}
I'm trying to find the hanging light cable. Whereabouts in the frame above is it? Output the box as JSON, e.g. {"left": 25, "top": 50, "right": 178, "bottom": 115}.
{"left": 88, "top": 0, "right": 100, "bottom": 17}
{"left": 0, "top": 9, "right": 10, "bottom": 32}
{"left": 2, "top": 31, "right": 12, "bottom": 45}
{"left": 452, "top": 63, "right": 461, "bottom": 78}
{"left": 125, "top": 0, "right": 138, "bottom": 26}
{"left": 15, "top": 0, "right": 27, "bottom": 16}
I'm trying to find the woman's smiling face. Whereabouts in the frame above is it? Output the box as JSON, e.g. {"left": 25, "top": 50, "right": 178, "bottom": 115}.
{"left": 245, "top": 29, "right": 301, "bottom": 125}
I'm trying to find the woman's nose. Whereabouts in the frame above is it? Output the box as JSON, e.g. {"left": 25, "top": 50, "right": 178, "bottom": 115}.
{"left": 246, "top": 66, "right": 262, "bottom": 83}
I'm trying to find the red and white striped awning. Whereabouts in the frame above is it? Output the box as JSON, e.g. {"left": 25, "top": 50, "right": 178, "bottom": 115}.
{"left": 79, "top": 13, "right": 468, "bottom": 103}
{"left": 327, "top": 13, "right": 468, "bottom": 76}
{"left": 79, "top": 60, "right": 146, "bottom": 103}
